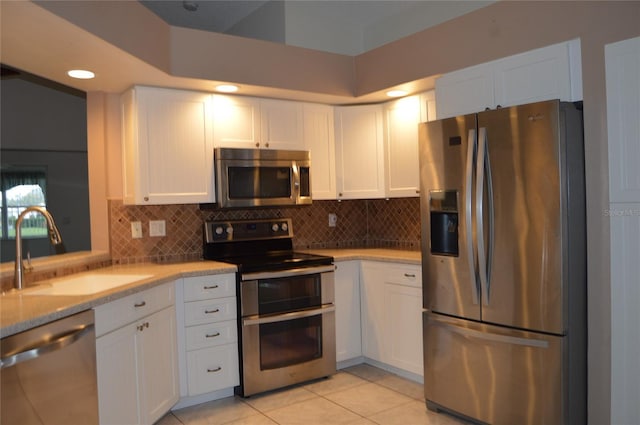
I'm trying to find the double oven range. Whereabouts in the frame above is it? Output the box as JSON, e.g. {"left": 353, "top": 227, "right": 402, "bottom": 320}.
{"left": 203, "top": 218, "right": 336, "bottom": 397}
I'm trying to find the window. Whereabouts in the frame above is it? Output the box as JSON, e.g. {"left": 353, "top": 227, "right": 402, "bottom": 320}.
{"left": 1, "top": 169, "right": 48, "bottom": 240}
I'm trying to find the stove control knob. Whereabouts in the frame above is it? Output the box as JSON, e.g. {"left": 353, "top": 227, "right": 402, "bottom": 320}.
{"left": 281, "top": 222, "right": 288, "bottom": 232}
{"left": 215, "top": 226, "right": 224, "bottom": 235}
{"left": 271, "top": 223, "right": 280, "bottom": 232}
{"left": 226, "top": 226, "right": 233, "bottom": 234}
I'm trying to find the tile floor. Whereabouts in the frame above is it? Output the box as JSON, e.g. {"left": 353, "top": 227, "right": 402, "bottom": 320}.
{"left": 157, "top": 364, "right": 469, "bottom": 425}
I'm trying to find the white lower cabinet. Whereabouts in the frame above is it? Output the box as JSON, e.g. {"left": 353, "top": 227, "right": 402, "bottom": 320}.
{"left": 334, "top": 260, "right": 362, "bottom": 362}
{"left": 95, "top": 282, "right": 179, "bottom": 425}
{"left": 360, "top": 261, "right": 423, "bottom": 376}
{"left": 176, "top": 274, "right": 239, "bottom": 405}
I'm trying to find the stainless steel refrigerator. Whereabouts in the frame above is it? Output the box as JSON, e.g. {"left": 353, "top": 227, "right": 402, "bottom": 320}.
{"left": 419, "top": 100, "right": 586, "bottom": 425}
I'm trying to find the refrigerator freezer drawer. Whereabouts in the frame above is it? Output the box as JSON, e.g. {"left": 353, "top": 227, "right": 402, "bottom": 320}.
{"left": 423, "top": 312, "right": 564, "bottom": 425}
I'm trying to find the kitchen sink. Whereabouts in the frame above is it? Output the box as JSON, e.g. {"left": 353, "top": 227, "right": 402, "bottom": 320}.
{"left": 24, "top": 273, "right": 153, "bottom": 296}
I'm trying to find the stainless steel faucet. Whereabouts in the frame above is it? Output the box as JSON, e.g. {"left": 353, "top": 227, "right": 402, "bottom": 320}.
{"left": 14, "top": 206, "right": 64, "bottom": 290}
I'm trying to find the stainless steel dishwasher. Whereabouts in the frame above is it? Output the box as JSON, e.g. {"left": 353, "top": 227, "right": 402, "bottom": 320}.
{"left": 1, "top": 310, "right": 99, "bottom": 425}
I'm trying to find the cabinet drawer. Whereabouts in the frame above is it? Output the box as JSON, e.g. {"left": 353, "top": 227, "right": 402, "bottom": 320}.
{"left": 185, "top": 320, "right": 237, "bottom": 351}
{"left": 184, "top": 297, "right": 236, "bottom": 326}
{"left": 362, "top": 262, "right": 422, "bottom": 288}
{"left": 95, "top": 282, "right": 174, "bottom": 337}
{"left": 183, "top": 274, "right": 236, "bottom": 302}
{"left": 186, "top": 345, "right": 239, "bottom": 395}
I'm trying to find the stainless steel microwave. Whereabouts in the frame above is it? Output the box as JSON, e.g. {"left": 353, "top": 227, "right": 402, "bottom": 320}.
{"left": 214, "top": 148, "right": 312, "bottom": 208}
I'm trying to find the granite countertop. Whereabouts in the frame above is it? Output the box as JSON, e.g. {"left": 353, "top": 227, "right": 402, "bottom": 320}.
{"left": 304, "top": 248, "right": 421, "bottom": 265}
{"left": 0, "top": 261, "right": 236, "bottom": 338}
{"left": 1, "top": 249, "right": 421, "bottom": 338}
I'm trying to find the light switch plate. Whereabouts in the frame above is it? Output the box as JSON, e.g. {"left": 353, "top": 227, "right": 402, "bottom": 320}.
{"left": 131, "top": 221, "right": 143, "bottom": 239}
{"left": 149, "top": 220, "right": 166, "bottom": 237}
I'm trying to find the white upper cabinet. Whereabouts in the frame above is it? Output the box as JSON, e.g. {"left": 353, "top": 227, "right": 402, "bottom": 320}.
{"left": 606, "top": 36, "right": 640, "bottom": 203}
{"left": 334, "top": 104, "right": 386, "bottom": 199}
{"left": 419, "top": 90, "right": 437, "bottom": 123}
{"left": 383, "top": 95, "right": 422, "bottom": 198}
{"left": 213, "top": 95, "right": 304, "bottom": 150}
{"left": 436, "top": 39, "right": 583, "bottom": 119}
{"left": 303, "top": 103, "right": 337, "bottom": 200}
{"left": 435, "top": 62, "right": 495, "bottom": 119}
{"left": 121, "top": 86, "right": 214, "bottom": 205}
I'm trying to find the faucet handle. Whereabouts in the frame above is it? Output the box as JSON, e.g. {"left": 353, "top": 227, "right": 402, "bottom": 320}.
{"left": 24, "top": 251, "right": 34, "bottom": 273}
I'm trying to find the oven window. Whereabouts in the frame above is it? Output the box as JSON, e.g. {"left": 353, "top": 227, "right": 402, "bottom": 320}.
{"left": 258, "top": 274, "right": 321, "bottom": 315}
{"left": 260, "top": 315, "right": 322, "bottom": 370}
{"left": 228, "top": 166, "right": 291, "bottom": 199}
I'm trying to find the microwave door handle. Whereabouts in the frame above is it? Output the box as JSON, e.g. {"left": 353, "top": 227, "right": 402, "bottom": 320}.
{"left": 292, "top": 162, "right": 300, "bottom": 199}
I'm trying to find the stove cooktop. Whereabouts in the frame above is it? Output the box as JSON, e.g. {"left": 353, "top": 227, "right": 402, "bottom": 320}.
{"left": 202, "top": 218, "right": 332, "bottom": 273}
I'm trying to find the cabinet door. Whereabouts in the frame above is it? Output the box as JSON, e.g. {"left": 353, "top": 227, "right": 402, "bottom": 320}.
{"left": 493, "top": 40, "right": 577, "bottom": 108}
{"left": 606, "top": 36, "right": 640, "bottom": 203}
{"left": 212, "top": 95, "right": 261, "bottom": 149}
{"left": 383, "top": 95, "right": 421, "bottom": 198}
{"left": 359, "top": 262, "right": 386, "bottom": 362}
{"left": 138, "top": 306, "right": 179, "bottom": 425}
{"left": 123, "top": 86, "right": 214, "bottom": 205}
{"left": 419, "top": 90, "right": 437, "bottom": 123}
{"left": 384, "top": 283, "right": 423, "bottom": 375}
{"left": 435, "top": 62, "right": 494, "bottom": 119}
{"left": 334, "top": 260, "right": 362, "bottom": 362}
{"left": 303, "top": 103, "right": 336, "bottom": 200}
{"left": 260, "top": 98, "right": 304, "bottom": 150}
{"left": 334, "top": 105, "right": 385, "bottom": 199}
{"left": 96, "top": 322, "right": 141, "bottom": 425}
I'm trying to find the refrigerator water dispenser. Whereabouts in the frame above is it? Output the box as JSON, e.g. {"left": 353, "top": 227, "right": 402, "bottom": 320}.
{"left": 429, "top": 190, "right": 459, "bottom": 256}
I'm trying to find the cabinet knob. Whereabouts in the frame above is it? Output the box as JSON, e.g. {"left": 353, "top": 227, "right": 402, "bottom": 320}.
{"left": 255, "top": 142, "right": 260, "bottom": 148}
{"left": 144, "top": 196, "right": 149, "bottom": 202}
{"left": 265, "top": 143, "right": 270, "bottom": 148}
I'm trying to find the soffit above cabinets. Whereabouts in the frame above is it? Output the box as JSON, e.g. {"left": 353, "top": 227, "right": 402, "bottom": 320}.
{"left": 0, "top": 1, "right": 485, "bottom": 104}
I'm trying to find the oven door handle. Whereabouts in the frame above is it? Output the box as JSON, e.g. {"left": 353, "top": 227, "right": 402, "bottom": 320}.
{"left": 241, "top": 264, "right": 335, "bottom": 281}
{"left": 242, "top": 304, "right": 335, "bottom": 326}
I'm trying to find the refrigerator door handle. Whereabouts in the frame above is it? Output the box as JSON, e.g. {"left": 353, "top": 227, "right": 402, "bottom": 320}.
{"left": 465, "top": 128, "right": 479, "bottom": 305}
{"left": 476, "top": 127, "right": 493, "bottom": 305}
{"left": 432, "top": 318, "right": 549, "bottom": 349}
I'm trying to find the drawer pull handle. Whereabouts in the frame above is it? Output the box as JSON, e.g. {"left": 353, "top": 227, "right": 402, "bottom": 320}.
{"left": 206, "top": 332, "right": 221, "bottom": 338}
{"left": 207, "top": 367, "right": 222, "bottom": 373}
{"left": 204, "top": 284, "right": 219, "bottom": 290}
{"left": 205, "top": 308, "right": 220, "bottom": 314}
{"left": 404, "top": 273, "right": 416, "bottom": 278}
{"left": 134, "top": 301, "right": 146, "bottom": 308}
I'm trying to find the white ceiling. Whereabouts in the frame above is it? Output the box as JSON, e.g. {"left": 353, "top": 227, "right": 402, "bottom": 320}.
{"left": 140, "top": 0, "right": 494, "bottom": 55}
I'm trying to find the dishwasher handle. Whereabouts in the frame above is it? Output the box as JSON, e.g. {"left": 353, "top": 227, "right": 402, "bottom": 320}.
{"left": 1, "top": 323, "right": 94, "bottom": 369}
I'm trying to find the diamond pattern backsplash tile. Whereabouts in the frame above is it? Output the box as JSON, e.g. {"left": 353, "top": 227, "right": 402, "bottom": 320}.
{"left": 109, "top": 197, "right": 421, "bottom": 263}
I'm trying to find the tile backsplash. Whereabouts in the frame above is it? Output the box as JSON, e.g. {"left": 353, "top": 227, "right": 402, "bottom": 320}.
{"left": 109, "top": 197, "right": 422, "bottom": 264}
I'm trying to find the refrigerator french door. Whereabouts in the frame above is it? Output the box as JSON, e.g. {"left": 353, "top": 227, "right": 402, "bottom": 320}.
{"left": 419, "top": 100, "right": 586, "bottom": 425}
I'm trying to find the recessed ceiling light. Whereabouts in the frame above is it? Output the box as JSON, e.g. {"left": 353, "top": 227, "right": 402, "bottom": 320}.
{"left": 216, "top": 84, "right": 239, "bottom": 93}
{"left": 67, "top": 69, "right": 95, "bottom": 79}
{"left": 386, "top": 90, "right": 408, "bottom": 98}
